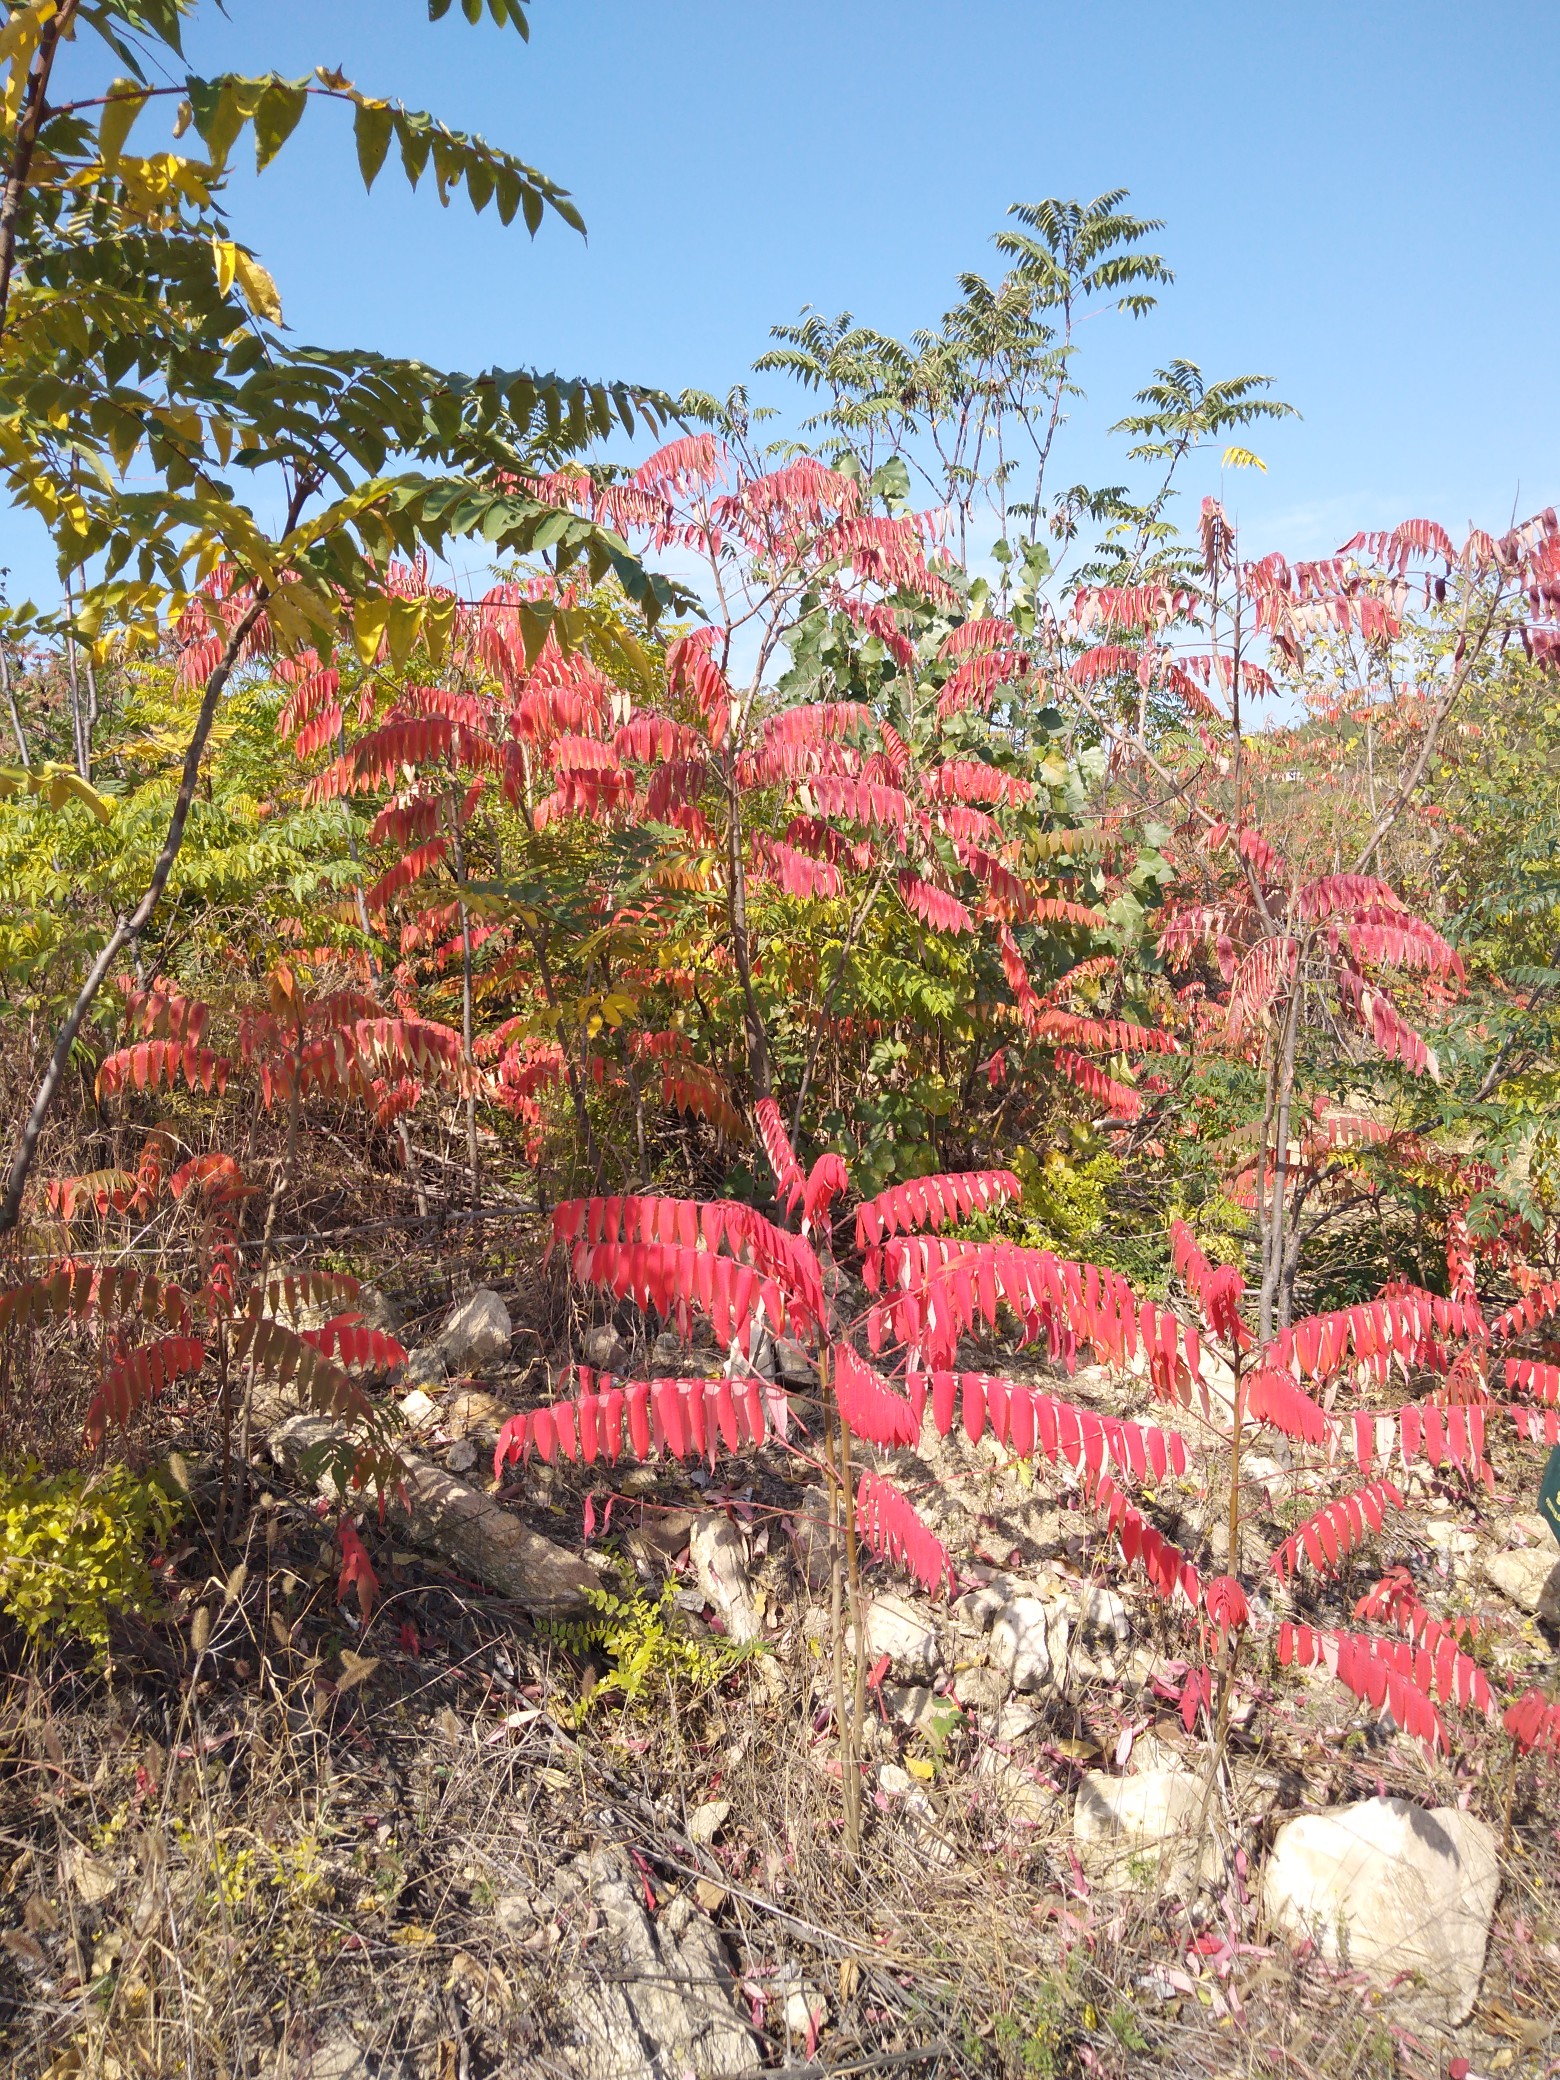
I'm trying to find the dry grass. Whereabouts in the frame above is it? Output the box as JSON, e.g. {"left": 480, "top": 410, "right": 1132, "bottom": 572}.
{"left": 1, "top": 1224, "right": 1559, "bottom": 2078}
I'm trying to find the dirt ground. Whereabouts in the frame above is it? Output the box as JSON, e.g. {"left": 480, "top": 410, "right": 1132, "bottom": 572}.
{"left": 2, "top": 1228, "right": 1558, "bottom": 2080}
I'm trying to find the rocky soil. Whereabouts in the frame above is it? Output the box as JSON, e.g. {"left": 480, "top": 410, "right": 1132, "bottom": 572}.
{"left": 3, "top": 1255, "right": 1558, "bottom": 2079}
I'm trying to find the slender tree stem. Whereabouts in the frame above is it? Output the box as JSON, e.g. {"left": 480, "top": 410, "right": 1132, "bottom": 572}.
{"left": 0, "top": 596, "right": 267, "bottom": 1236}
{"left": 0, "top": 645, "right": 28, "bottom": 768}
{"left": 0, "top": 0, "right": 80, "bottom": 337}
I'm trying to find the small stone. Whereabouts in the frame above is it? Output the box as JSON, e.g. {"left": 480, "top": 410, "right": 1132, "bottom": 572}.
{"left": 1504, "top": 1511, "right": 1551, "bottom": 1545}
{"left": 975, "top": 1748, "right": 1053, "bottom": 1825}
{"left": 690, "top": 1514, "right": 763, "bottom": 1643}
{"left": 1263, "top": 1797, "right": 1497, "bottom": 2026}
{"left": 1045, "top": 1604, "right": 1074, "bottom": 1693}
{"left": 296, "top": 2037, "right": 373, "bottom": 2080}
{"left": 693, "top": 1877, "right": 728, "bottom": 1913}
{"left": 877, "top": 1763, "right": 912, "bottom": 1796}
{"left": 745, "top": 1323, "right": 778, "bottom": 1381}
{"left": 401, "top": 1346, "right": 448, "bottom": 1389}
{"left": 356, "top": 1284, "right": 400, "bottom": 1334}
{"left": 1121, "top": 1645, "right": 1167, "bottom": 1690}
{"left": 953, "top": 1573, "right": 1022, "bottom": 1631}
{"left": 991, "top": 1595, "right": 1053, "bottom": 1693}
{"left": 687, "top": 1799, "right": 730, "bottom": 1846}
{"left": 584, "top": 1323, "right": 626, "bottom": 1371}
{"left": 880, "top": 1682, "right": 935, "bottom": 1731}
{"left": 436, "top": 1288, "right": 511, "bottom": 1372}
{"left": 1073, "top": 1768, "right": 1220, "bottom": 1888}
{"left": 994, "top": 1701, "right": 1037, "bottom": 1741}
{"left": 1076, "top": 1584, "right": 1131, "bottom": 1644}
{"left": 851, "top": 1594, "right": 940, "bottom": 1676}
{"left": 494, "top": 1892, "right": 538, "bottom": 1936}
{"left": 952, "top": 1663, "right": 1005, "bottom": 1713}
{"left": 1486, "top": 1546, "right": 1560, "bottom": 1623}
{"left": 398, "top": 1387, "right": 441, "bottom": 1434}
{"left": 649, "top": 1329, "right": 683, "bottom": 1377}
{"left": 773, "top": 1336, "right": 818, "bottom": 1388}
{"left": 788, "top": 1484, "right": 832, "bottom": 1592}
{"left": 443, "top": 1387, "right": 509, "bottom": 1440}
{"left": 446, "top": 1438, "right": 477, "bottom": 1474}
{"left": 783, "top": 1985, "right": 827, "bottom": 2039}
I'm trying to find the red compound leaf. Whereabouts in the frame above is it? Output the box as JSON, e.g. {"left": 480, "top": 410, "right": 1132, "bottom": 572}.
{"left": 831, "top": 1343, "right": 920, "bottom": 1450}
{"left": 753, "top": 1100, "right": 807, "bottom": 1216}
{"left": 1245, "top": 1368, "right": 1331, "bottom": 1447}
{"left": 1203, "top": 1575, "right": 1249, "bottom": 1643}
{"left": 1505, "top": 1689, "right": 1560, "bottom": 1756}
{"left": 84, "top": 1334, "right": 207, "bottom": 1444}
{"left": 336, "top": 1519, "right": 379, "bottom": 1621}
{"left": 803, "top": 1152, "right": 849, "bottom": 1233}
{"left": 1055, "top": 1050, "right": 1140, "bottom": 1120}
{"left": 96, "top": 1040, "right": 231, "bottom": 1101}
{"left": 300, "top": 1315, "right": 409, "bottom": 1375}
{"left": 1506, "top": 1357, "right": 1560, "bottom": 1405}
{"left": 897, "top": 871, "right": 975, "bottom": 936}
{"left": 855, "top": 1471, "right": 955, "bottom": 1598}
{"left": 854, "top": 1169, "right": 1020, "bottom": 1250}
{"left": 1278, "top": 1623, "right": 1447, "bottom": 1756}
{"left": 1270, "top": 1481, "right": 1405, "bottom": 1581}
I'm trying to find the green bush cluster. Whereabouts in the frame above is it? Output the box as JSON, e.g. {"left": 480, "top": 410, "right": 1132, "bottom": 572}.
{"left": 0, "top": 1463, "right": 177, "bottom": 1654}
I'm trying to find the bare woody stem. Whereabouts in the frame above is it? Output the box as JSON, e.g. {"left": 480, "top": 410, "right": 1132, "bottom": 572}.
{"left": 0, "top": 0, "right": 80, "bottom": 337}
{"left": 791, "top": 860, "right": 891, "bottom": 1142}
{"left": 0, "top": 595, "right": 266, "bottom": 1238}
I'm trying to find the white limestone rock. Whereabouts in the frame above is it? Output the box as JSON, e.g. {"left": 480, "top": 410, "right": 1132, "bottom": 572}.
{"left": 850, "top": 1593, "right": 940, "bottom": 1677}
{"left": 991, "top": 1595, "right": 1054, "bottom": 1693}
{"left": 1262, "top": 1796, "right": 1497, "bottom": 2026}
{"left": 690, "top": 1513, "right": 763, "bottom": 1644}
{"left": 1073, "top": 1767, "right": 1221, "bottom": 1889}
{"left": 1486, "top": 1545, "right": 1560, "bottom": 1623}
{"left": 435, "top": 1287, "right": 512, "bottom": 1372}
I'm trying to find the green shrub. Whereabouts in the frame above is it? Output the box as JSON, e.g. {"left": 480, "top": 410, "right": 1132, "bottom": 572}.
{"left": 547, "top": 1583, "right": 765, "bottom": 1720}
{"left": 0, "top": 1463, "right": 178, "bottom": 1654}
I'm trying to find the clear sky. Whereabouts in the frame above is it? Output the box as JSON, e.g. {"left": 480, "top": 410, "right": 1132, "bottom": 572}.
{"left": 7, "top": 0, "right": 1560, "bottom": 604}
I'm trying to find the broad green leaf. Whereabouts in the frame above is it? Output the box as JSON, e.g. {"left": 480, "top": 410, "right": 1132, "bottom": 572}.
{"left": 253, "top": 79, "right": 308, "bottom": 171}
{"left": 186, "top": 75, "right": 253, "bottom": 171}
{"left": 353, "top": 98, "right": 393, "bottom": 190}
{"left": 396, "top": 111, "right": 431, "bottom": 189}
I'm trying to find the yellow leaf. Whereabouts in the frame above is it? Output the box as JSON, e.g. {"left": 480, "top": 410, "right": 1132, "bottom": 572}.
{"left": 905, "top": 1755, "right": 935, "bottom": 1782}
{"left": 384, "top": 594, "right": 423, "bottom": 670}
{"left": 211, "top": 238, "right": 238, "bottom": 297}
{"left": 232, "top": 249, "right": 282, "bottom": 324}
{"left": 422, "top": 592, "right": 457, "bottom": 668}
{"left": 99, "top": 78, "right": 151, "bottom": 162}
{"left": 1221, "top": 446, "right": 1267, "bottom": 473}
{"left": 391, "top": 1921, "right": 434, "bottom": 1946}
{"left": 0, "top": 0, "right": 56, "bottom": 63}
{"left": 0, "top": 3, "right": 56, "bottom": 128}
{"left": 45, "top": 768, "right": 112, "bottom": 823}
{"left": 352, "top": 596, "right": 390, "bottom": 669}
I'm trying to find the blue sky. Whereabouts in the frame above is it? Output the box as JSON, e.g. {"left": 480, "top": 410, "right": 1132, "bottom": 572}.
{"left": 8, "top": 0, "right": 1560, "bottom": 604}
